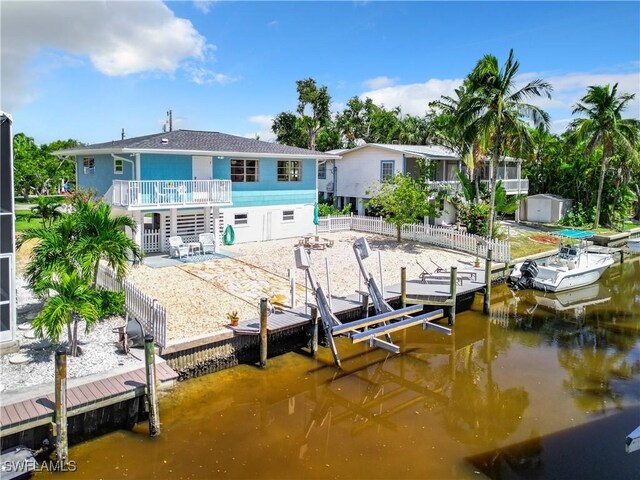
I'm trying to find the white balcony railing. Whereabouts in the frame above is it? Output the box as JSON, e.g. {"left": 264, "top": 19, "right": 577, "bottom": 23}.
{"left": 110, "top": 180, "right": 232, "bottom": 208}
{"left": 427, "top": 178, "right": 529, "bottom": 194}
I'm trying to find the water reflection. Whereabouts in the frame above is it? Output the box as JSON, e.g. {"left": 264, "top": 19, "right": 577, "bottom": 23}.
{"left": 45, "top": 260, "right": 640, "bottom": 479}
{"left": 489, "top": 257, "right": 640, "bottom": 413}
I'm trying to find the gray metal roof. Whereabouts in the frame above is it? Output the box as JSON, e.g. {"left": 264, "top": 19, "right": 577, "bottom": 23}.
{"left": 54, "top": 129, "right": 337, "bottom": 158}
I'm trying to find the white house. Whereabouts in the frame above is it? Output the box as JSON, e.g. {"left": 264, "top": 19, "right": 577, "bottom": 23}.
{"left": 319, "top": 143, "right": 529, "bottom": 225}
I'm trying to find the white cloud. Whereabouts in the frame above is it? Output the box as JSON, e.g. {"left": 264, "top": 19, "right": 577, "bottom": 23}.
{"left": 193, "top": 0, "right": 216, "bottom": 14}
{"left": 361, "top": 78, "right": 463, "bottom": 115}
{"left": 185, "top": 65, "right": 239, "bottom": 85}
{"left": 359, "top": 68, "right": 640, "bottom": 123}
{"left": 1, "top": 1, "right": 221, "bottom": 111}
{"left": 244, "top": 115, "right": 276, "bottom": 142}
{"left": 362, "top": 76, "right": 399, "bottom": 90}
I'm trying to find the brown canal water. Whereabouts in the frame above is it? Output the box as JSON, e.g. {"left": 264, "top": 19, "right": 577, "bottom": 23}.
{"left": 45, "top": 259, "right": 640, "bottom": 479}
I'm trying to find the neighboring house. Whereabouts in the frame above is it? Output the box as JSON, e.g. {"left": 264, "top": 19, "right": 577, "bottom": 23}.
{"left": 319, "top": 143, "right": 529, "bottom": 224}
{"left": 55, "top": 130, "right": 338, "bottom": 254}
{"left": 1, "top": 112, "right": 18, "bottom": 354}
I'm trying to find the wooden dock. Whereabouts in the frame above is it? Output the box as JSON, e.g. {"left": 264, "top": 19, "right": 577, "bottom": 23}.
{"left": 0, "top": 360, "right": 177, "bottom": 437}
{"left": 232, "top": 267, "right": 487, "bottom": 335}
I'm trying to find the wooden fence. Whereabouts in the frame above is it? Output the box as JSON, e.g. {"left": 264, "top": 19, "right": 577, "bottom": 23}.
{"left": 96, "top": 265, "right": 167, "bottom": 348}
{"left": 318, "top": 214, "right": 511, "bottom": 262}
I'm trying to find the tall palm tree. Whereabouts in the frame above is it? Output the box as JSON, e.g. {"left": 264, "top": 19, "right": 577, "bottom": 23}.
{"left": 570, "top": 84, "right": 639, "bottom": 229}
{"left": 32, "top": 270, "right": 100, "bottom": 356}
{"left": 459, "top": 49, "right": 552, "bottom": 237}
{"left": 73, "top": 201, "right": 142, "bottom": 285}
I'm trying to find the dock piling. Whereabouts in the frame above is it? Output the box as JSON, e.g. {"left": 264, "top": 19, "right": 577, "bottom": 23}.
{"left": 400, "top": 267, "right": 407, "bottom": 309}
{"left": 54, "top": 347, "right": 68, "bottom": 464}
{"left": 449, "top": 266, "right": 458, "bottom": 326}
{"left": 483, "top": 248, "right": 493, "bottom": 315}
{"left": 260, "top": 298, "right": 268, "bottom": 368}
{"left": 144, "top": 335, "right": 160, "bottom": 437}
{"left": 310, "top": 306, "right": 318, "bottom": 358}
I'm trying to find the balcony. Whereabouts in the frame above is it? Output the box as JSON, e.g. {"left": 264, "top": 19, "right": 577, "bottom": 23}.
{"left": 427, "top": 178, "right": 529, "bottom": 195}
{"left": 109, "top": 180, "right": 232, "bottom": 209}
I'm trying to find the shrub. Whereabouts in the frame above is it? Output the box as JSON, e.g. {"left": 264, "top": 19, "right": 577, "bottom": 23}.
{"left": 318, "top": 202, "right": 351, "bottom": 216}
{"left": 97, "top": 290, "right": 125, "bottom": 318}
{"left": 560, "top": 203, "right": 596, "bottom": 227}
{"left": 457, "top": 202, "right": 491, "bottom": 237}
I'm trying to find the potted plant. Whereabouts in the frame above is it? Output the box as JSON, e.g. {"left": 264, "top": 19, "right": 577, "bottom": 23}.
{"left": 226, "top": 310, "right": 239, "bottom": 327}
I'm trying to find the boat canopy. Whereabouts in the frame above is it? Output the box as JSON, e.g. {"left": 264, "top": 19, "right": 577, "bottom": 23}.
{"left": 554, "top": 229, "right": 594, "bottom": 239}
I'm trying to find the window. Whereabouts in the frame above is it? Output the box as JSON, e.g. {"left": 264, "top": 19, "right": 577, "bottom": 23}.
{"left": 317, "top": 162, "right": 326, "bottom": 179}
{"left": 231, "top": 159, "right": 258, "bottom": 182}
{"left": 83, "top": 157, "right": 95, "bottom": 175}
{"left": 277, "top": 160, "right": 301, "bottom": 182}
{"left": 234, "top": 213, "right": 248, "bottom": 226}
{"left": 380, "top": 160, "right": 394, "bottom": 182}
{"left": 283, "top": 210, "right": 294, "bottom": 222}
{"left": 114, "top": 158, "right": 124, "bottom": 174}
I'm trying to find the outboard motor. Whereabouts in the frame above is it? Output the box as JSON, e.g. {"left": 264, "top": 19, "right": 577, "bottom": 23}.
{"left": 509, "top": 259, "right": 539, "bottom": 291}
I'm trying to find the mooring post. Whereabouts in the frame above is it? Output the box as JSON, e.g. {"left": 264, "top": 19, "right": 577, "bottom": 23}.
{"left": 483, "top": 248, "right": 493, "bottom": 315}
{"left": 289, "top": 268, "right": 296, "bottom": 308}
{"left": 449, "top": 266, "right": 458, "bottom": 326}
{"left": 400, "top": 266, "right": 407, "bottom": 308}
{"left": 54, "top": 347, "right": 68, "bottom": 464}
{"left": 310, "top": 306, "right": 318, "bottom": 358}
{"left": 260, "top": 297, "right": 268, "bottom": 368}
{"left": 144, "top": 335, "right": 160, "bottom": 437}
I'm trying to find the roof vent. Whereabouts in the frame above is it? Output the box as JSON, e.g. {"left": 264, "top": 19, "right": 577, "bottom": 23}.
{"left": 161, "top": 138, "right": 169, "bottom": 145}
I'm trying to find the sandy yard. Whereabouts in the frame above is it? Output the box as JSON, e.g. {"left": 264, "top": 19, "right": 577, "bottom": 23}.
{"left": 127, "top": 232, "right": 473, "bottom": 341}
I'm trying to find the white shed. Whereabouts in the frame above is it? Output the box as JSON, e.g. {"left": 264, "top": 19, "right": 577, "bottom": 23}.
{"left": 520, "top": 194, "right": 573, "bottom": 223}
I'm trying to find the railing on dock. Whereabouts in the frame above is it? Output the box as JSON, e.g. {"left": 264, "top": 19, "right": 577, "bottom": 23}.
{"left": 96, "top": 265, "right": 167, "bottom": 348}
{"left": 317, "top": 214, "right": 511, "bottom": 262}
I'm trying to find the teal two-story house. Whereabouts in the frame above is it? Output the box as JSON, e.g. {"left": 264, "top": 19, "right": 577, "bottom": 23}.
{"left": 55, "top": 130, "right": 339, "bottom": 253}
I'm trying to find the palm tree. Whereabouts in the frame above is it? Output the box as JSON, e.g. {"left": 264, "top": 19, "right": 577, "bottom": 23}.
{"left": 459, "top": 49, "right": 552, "bottom": 237}
{"left": 28, "top": 195, "right": 62, "bottom": 228}
{"left": 32, "top": 270, "right": 100, "bottom": 356}
{"left": 23, "top": 214, "right": 78, "bottom": 290}
{"left": 570, "top": 84, "right": 639, "bottom": 229}
{"left": 73, "top": 201, "right": 142, "bottom": 284}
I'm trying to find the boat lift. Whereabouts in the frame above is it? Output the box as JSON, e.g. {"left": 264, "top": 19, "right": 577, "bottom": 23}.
{"left": 295, "top": 238, "right": 451, "bottom": 368}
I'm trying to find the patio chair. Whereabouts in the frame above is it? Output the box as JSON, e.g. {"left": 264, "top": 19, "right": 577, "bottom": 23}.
{"left": 169, "top": 236, "right": 189, "bottom": 258}
{"left": 199, "top": 233, "right": 216, "bottom": 255}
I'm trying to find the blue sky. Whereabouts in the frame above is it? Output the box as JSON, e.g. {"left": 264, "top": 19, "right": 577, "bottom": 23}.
{"left": 2, "top": 1, "right": 639, "bottom": 144}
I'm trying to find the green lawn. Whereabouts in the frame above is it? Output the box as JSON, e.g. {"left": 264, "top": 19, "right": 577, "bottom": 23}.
{"left": 15, "top": 210, "right": 38, "bottom": 233}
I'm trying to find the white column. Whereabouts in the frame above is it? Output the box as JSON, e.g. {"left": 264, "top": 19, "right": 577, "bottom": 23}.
{"left": 204, "top": 206, "right": 211, "bottom": 233}
{"left": 516, "top": 161, "right": 522, "bottom": 223}
{"left": 357, "top": 198, "right": 365, "bottom": 216}
{"left": 134, "top": 211, "right": 143, "bottom": 251}
{"left": 213, "top": 208, "right": 221, "bottom": 250}
{"left": 170, "top": 208, "right": 178, "bottom": 238}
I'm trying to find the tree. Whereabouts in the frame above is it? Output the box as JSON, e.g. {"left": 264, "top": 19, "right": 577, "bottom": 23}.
{"left": 366, "top": 174, "right": 438, "bottom": 241}
{"left": 72, "top": 201, "right": 142, "bottom": 285}
{"left": 32, "top": 270, "right": 100, "bottom": 357}
{"left": 13, "top": 133, "right": 80, "bottom": 198}
{"left": 458, "top": 49, "right": 552, "bottom": 238}
{"left": 23, "top": 198, "right": 142, "bottom": 356}
{"left": 28, "top": 195, "right": 63, "bottom": 228}
{"left": 569, "top": 84, "right": 639, "bottom": 229}
{"left": 272, "top": 78, "right": 334, "bottom": 151}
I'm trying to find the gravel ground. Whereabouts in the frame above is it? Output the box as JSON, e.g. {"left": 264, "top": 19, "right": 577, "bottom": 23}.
{"left": 0, "top": 277, "right": 139, "bottom": 393}
{"left": 127, "top": 232, "right": 473, "bottom": 340}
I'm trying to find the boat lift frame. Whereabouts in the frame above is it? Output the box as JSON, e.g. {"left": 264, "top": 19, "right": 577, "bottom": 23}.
{"left": 295, "top": 238, "right": 451, "bottom": 368}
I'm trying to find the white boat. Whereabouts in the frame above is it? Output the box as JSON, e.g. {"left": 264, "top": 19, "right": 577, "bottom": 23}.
{"left": 628, "top": 237, "right": 640, "bottom": 253}
{"left": 508, "top": 243, "right": 614, "bottom": 293}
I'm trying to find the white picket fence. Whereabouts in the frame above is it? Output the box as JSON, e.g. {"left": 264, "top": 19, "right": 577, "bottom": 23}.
{"left": 142, "top": 229, "right": 161, "bottom": 253}
{"left": 96, "top": 265, "right": 167, "bottom": 348}
{"left": 318, "top": 214, "right": 511, "bottom": 262}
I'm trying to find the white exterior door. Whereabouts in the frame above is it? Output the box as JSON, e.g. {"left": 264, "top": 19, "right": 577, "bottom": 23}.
{"left": 192, "top": 156, "right": 212, "bottom": 180}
